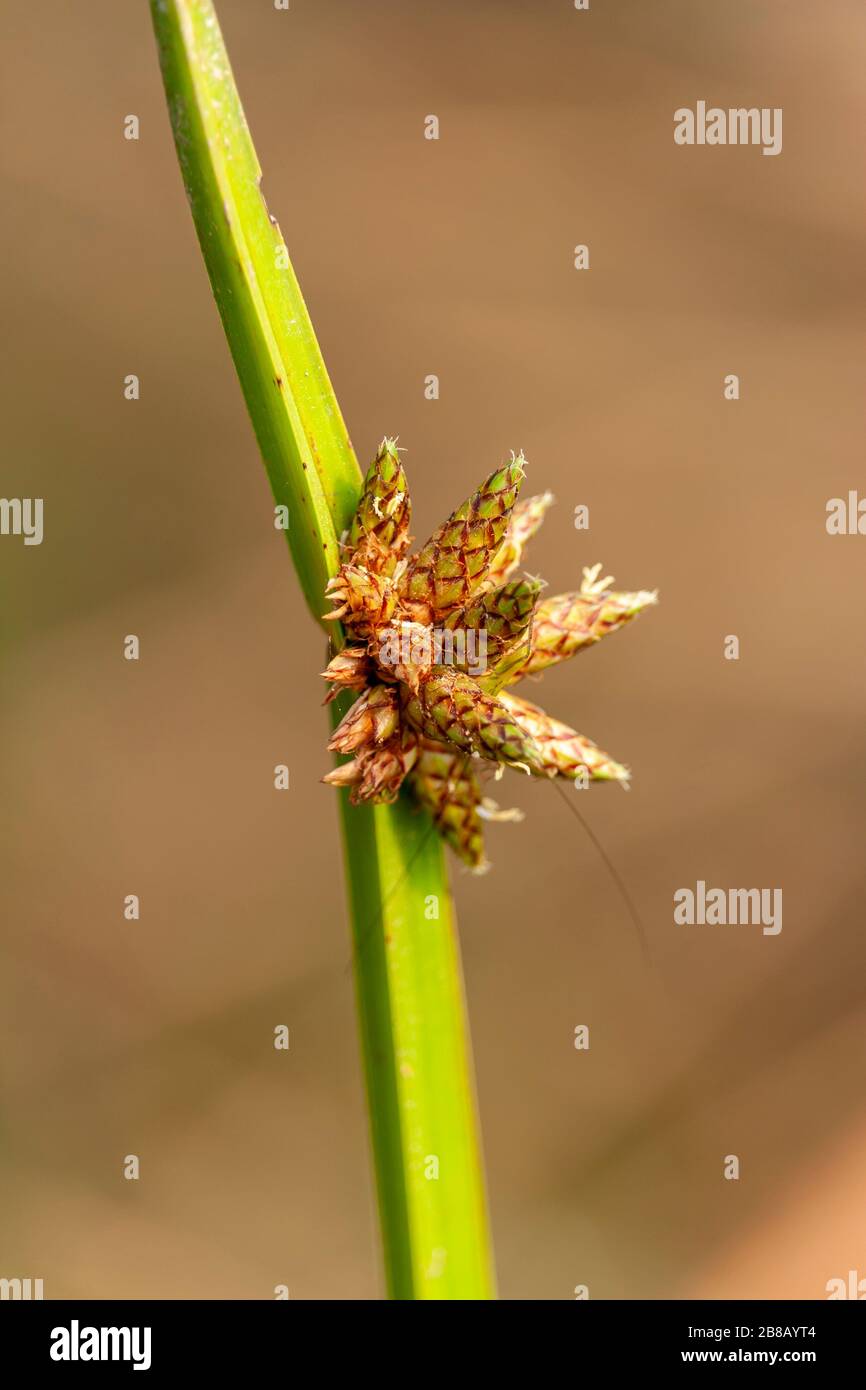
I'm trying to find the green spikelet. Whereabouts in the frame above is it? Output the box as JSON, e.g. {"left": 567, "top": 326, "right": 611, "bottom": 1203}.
{"left": 403, "top": 667, "right": 543, "bottom": 769}
{"left": 447, "top": 577, "right": 542, "bottom": 693}
{"left": 399, "top": 457, "right": 525, "bottom": 620}
{"left": 444, "top": 576, "right": 541, "bottom": 670}
{"left": 407, "top": 740, "right": 487, "bottom": 871}
{"left": 483, "top": 491, "right": 553, "bottom": 590}
{"left": 501, "top": 692, "right": 630, "bottom": 783}
{"left": 347, "top": 438, "right": 411, "bottom": 575}
{"left": 514, "top": 568, "right": 657, "bottom": 680}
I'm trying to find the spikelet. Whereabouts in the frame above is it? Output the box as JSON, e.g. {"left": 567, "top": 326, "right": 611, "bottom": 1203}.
{"left": 402, "top": 667, "right": 543, "bottom": 770}
{"left": 347, "top": 438, "right": 411, "bottom": 576}
{"left": 398, "top": 457, "right": 525, "bottom": 621}
{"left": 406, "top": 740, "right": 487, "bottom": 872}
{"left": 514, "top": 565, "right": 657, "bottom": 679}
{"left": 444, "top": 576, "right": 542, "bottom": 676}
{"left": 321, "top": 645, "right": 373, "bottom": 701}
{"left": 324, "top": 729, "right": 418, "bottom": 805}
{"left": 500, "top": 693, "right": 630, "bottom": 783}
{"left": 323, "top": 564, "right": 397, "bottom": 638}
{"left": 328, "top": 685, "right": 400, "bottom": 753}
{"left": 483, "top": 492, "right": 554, "bottom": 589}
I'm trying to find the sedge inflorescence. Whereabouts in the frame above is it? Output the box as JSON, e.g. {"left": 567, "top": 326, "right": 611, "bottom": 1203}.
{"left": 322, "top": 439, "right": 656, "bottom": 872}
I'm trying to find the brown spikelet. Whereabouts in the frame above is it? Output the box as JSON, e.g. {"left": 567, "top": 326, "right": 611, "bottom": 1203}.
{"left": 328, "top": 684, "right": 400, "bottom": 753}
{"left": 325, "top": 729, "right": 419, "bottom": 805}
{"left": 321, "top": 645, "right": 373, "bottom": 701}
{"left": 323, "top": 564, "right": 397, "bottom": 638}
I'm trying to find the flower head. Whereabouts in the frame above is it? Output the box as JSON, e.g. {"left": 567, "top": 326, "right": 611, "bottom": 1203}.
{"left": 322, "top": 441, "right": 656, "bottom": 871}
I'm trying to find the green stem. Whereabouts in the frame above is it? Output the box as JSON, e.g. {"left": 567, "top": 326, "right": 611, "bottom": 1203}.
{"left": 150, "top": 0, "right": 495, "bottom": 1298}
{"left": 337, "top": 768, "right": 494, "bottom": 1298}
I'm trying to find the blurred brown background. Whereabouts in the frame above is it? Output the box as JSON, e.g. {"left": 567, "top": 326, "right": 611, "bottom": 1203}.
{"left": 2, "top": 0, "right": 865, "bottom": 1299}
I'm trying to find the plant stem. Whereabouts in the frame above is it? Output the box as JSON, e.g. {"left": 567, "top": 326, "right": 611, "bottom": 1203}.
{"left": 150, "top": 0, "right": 495, "bottom": 1298}
{"left": 337, "top": 769, "right": 494, "bottom": 1297}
